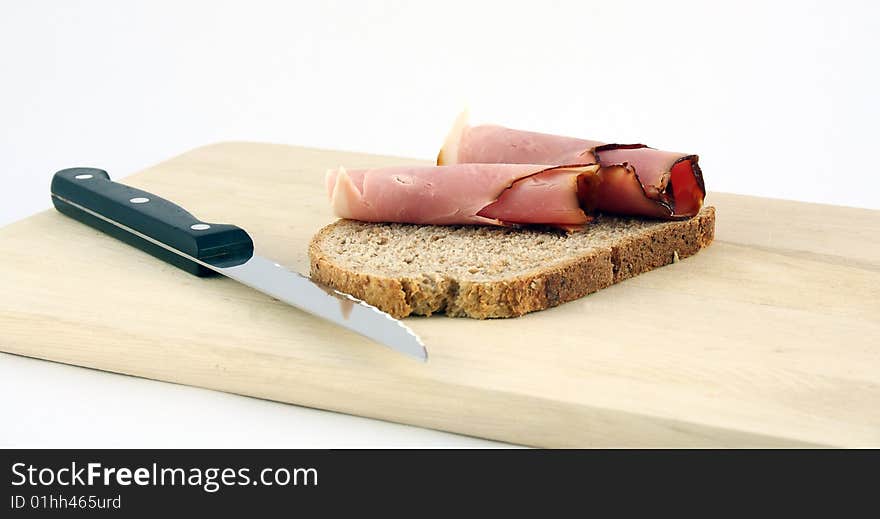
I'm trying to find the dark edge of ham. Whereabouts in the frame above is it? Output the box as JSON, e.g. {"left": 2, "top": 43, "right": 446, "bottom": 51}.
{"left": 477, "top": 163, "right": 601, "bottom": 229}
{"left": 590, "top": 144, "right": 706, "bottom": 219}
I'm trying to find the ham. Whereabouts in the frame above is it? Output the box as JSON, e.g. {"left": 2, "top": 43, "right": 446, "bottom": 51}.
{"left": 327, "top": 163, "right": 599, "bottom": 228}
{"left": 437, "top": 113, "right": 705, "bottom": 219}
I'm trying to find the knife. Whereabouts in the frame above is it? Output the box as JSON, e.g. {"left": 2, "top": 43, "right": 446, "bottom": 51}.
{"left": 49, "top": 167, "right": 427, "bottom": 361}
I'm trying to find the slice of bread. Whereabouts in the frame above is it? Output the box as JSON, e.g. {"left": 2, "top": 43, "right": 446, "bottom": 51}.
{"left": 309, "top": 207, "right": 715, "bottom": 319}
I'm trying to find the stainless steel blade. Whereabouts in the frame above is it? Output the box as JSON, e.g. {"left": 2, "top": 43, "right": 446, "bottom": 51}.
{"left": 52, "top": 193, "right": 427, "bottom": 361}
{"left": 216, "top": 256, "right": 427, "bottom": 361}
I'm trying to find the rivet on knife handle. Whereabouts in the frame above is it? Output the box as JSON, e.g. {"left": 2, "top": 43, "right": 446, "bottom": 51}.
{"left": 50, "top": 167, "right": 427, "bottom": 361}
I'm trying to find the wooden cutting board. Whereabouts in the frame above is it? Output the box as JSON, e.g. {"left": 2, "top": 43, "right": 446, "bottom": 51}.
{"left": 2, "top": 142, "right": 878, "bottom": 447}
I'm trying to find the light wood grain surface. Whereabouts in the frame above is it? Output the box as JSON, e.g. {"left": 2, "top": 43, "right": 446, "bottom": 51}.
{"left": 1, "top": 142, "right": 878, "bottom": 447}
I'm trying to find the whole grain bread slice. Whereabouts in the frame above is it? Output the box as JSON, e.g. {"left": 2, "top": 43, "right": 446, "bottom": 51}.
{"left": 309, "top": 207, "right": 715, "bottom": 319}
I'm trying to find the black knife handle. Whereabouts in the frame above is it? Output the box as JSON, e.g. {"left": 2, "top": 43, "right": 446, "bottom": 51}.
{"left": 50, "top": 167, "right": 254, "bottom": 276}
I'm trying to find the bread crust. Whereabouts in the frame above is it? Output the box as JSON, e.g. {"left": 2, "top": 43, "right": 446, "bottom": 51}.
{"left": 309, "top": 207, "right": 715, "bottom": 319}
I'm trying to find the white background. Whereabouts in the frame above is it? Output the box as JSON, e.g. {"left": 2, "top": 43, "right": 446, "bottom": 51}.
{"left": 1, "top": 1, "right": 877, "bottom": 447}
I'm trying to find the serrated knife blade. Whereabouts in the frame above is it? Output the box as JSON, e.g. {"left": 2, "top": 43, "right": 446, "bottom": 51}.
{"left": 220, "top": 256, "right": 426, "bottom": 360}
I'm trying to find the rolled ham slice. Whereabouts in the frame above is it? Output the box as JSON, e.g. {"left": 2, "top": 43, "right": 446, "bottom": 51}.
{"left": 327, "top": 163, "right": 599, "bottom": 228}
{"left": 438, "top": 113, "right": 705, "bottom": 219}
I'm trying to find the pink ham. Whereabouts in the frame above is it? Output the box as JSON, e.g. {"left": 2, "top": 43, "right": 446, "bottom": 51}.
{"left": 449, "top": 124, "right": 602, "bottom": 165}
{"left": 438, "top": 114, "right": 705, "bottom": 219}
{"left": 327, "top": 163, "right": 599, "bottom": 228}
